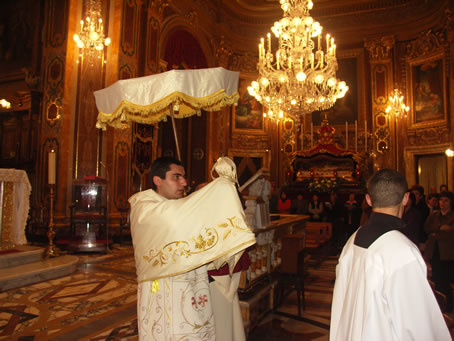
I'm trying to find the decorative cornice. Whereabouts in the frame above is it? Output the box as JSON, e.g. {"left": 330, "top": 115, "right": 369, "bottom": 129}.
{"left": 364, "top": 35, "right": 395, "bottom": 61}
{"left": 231, "top": 134, "right": 270, "bottom": 150}
{"left": 405, "top": 29, "right": 447, "bottom": 59}
{"left": 229, "top": 52, "right": 257, "bottom": 73}
{"left": 407, "top": 125, "right": 450, "bottom": 145}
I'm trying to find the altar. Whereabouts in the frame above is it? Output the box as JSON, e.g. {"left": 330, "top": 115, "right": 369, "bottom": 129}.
{"left": 0, "top": 169, "right": 31, "bottom": 246}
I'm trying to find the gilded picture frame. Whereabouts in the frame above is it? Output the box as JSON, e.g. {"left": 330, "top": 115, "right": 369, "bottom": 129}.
{"left": 407, "top": 54, "right": 447, "bottom": 128}
{"left": 227, "top": 149, "right": 270, "bottom": 186}
{"left": 232, "top": 74, "right": 265, "bottom": 135}
{"left": 312, "top": 49, "right": 366, "bottom": 127}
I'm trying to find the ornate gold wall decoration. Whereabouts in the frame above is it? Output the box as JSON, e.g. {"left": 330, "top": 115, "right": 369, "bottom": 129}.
{"left": 231, "top": 135, "right": 270, "bottom": 150}
{"left": 364, "top": 35, "right": 394, "bottom": 61}
{"left": 407, "top": 125, "right": 450, "bottom": 146}
{"left": 405, "top": 29, "right": 447, "bottom": 59}
{"left": 230, "top": 53, "right": 257, "bottom": 73}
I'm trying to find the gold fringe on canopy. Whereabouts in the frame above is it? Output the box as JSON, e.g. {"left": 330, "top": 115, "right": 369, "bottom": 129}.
{"left": 96, "top": 89, "right": 239, "bottom": 130}
{"left": 94, "top": 67, "right": 241, "bottom": 130}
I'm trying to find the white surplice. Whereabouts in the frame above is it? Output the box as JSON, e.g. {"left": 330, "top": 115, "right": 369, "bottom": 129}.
{"left": 330, "top": 230, "right": 451, "bottom": 341}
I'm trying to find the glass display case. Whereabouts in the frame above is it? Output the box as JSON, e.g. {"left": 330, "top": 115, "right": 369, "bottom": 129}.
{"left": 69, "top": 177, "right": 110, "bottom": 252}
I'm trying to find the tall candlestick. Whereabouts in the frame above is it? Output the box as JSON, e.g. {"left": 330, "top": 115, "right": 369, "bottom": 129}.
{"left": 48, "top": 151, "right": 56, "bottom": 185}
{"left": 345, "top": 121, "right": 348, "bottom": 150}
{"left": 355, "top": 120, "right": 357, "bottom": 152}
{"left": 365, "top": 119, "right": 368, "bottom": 152}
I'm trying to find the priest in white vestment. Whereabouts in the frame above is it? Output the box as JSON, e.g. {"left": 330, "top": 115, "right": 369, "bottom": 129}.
{"left": 129, "top": 156, "right": 256, "bottom": 341}
{"left": 330, "top": 169, "right": 451, "bottom": 341}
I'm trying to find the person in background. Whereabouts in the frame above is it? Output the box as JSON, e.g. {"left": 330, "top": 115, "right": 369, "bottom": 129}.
{"left": 277, "top": 191, "right": 291, "bottom": 215}
{"left": 344, "top": 193, "right": 361, "bottom": 238}
{"left": 330, "top": 169, "right": 451, "bottom": 341}
{"left": 424, "top": 191, "right": 454, "bottom": 313}
{"left": 291, "top": 193, "right": 308, "bottom": 215}
{"left": 359, "top": 196, "right": 372, "bottom": 226}
{"left": 308, "top": 193, "right": 324, "bottom": 221}
{"left": 268, "top": 181, "right": 279, "bottom": 214}
{"left": 324, "top": 192, "right": 344, "bottom": 249}
{"left": 427, "top": 192, "right": 440, "bottom": 216}
{"left": 402, "top": 191, "right": 423, "bottom": 246}
{"left": 411, "top": 184, "right": 430, "bottom": 224}
{"left": 440, "top": 184, "right": 449, "bottom": 193}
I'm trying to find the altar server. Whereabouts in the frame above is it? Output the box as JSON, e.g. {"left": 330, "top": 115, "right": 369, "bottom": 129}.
{"left": 330, "top": 169, "right": 450, "bottom": 341}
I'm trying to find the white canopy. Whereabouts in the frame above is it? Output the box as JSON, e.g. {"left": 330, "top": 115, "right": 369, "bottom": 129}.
{"left": 94, "top": 67, "right": 240, "bottom": 130}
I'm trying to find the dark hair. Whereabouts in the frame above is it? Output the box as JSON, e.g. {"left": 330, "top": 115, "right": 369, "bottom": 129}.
{"left": 427, "top": 193, "right": 439, "bottom": 200}
{"left": 440, "top": 184, "right": 448, "bottom": 192}
{"left": 439, "top": 191, "right": 454, "bottom": 210}
{"left": 410, "top": 184, "right": 424, "bottom": 196}
{"left": 407, "top": 191, "right": 417, "bottom": 208}
{"left": 150, "top": 157, "right": 183, "bottom": 190}
{"left": 367, "top": 169, "right": 408, "bottom": 208}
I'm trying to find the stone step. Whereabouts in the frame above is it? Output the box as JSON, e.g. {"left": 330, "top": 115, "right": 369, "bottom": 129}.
{"left": 0, "top": 254, "right": 79, "bottom": 292}
{"left": 0, "top": 245, "right": 44, "bottom": 269}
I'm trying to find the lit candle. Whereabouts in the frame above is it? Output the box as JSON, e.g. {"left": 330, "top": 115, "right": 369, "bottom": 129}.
{"left": 267, "top": 33, "right": 271, "bottom": 52}
{"left": 355, "top": 120, "right": 357, "bottom": 152}
{"left": 48, "top": 151, "right": 56, "bottom": 185}
{"left": 365, "top": 120, "right": 368, "bottom": 151}
{"left": 345, "top": 121, "right": 348, "bottom": 150}
{"left": 311, "top": 53, "right": 314, "bottom": 69}
{"left": 258, "top": 43, "right": 262, "bottom": 60}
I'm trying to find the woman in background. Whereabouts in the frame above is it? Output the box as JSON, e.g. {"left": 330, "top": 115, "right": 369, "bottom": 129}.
{"left": 308, "top": 193, "right": 324, "bottom": 222}
{"left": 277, "top": 191, "right": 291, "bottom": 215}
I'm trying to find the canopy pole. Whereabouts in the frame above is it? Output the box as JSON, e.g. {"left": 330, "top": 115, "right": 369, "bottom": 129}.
{"left": 169, "top": 104, "right": 182, "bottom": 161}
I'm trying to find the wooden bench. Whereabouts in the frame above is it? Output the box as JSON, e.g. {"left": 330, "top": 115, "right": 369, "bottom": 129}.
{"left": 305, "top": 221, "right": 332, "bottom": 248}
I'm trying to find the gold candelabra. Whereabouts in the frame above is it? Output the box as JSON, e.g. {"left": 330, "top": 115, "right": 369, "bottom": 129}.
{"left": 44, "top": 185, "right": 59, "bottom": 258}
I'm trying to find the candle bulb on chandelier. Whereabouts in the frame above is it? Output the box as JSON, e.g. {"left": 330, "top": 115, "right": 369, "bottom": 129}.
{"left": 267, "top": 33, "right": 271, "bottom": 52}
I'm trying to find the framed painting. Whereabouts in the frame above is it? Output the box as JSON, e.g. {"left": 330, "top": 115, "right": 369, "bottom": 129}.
{"left": 408, "top": 55, "right": 446, "bottom": 127}
{"left": 312, "top": 49, "right": 366, "bottom": 126}
{"left": 228, "top": 149, "right": 270, "bottom": 186}
{"left": 232, "top": 75, "right": 265, "bottom": 134}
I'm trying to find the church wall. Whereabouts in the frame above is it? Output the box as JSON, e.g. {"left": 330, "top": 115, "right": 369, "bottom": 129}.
{"left": 0, "top": 0, "right": 453, "bottom": 241}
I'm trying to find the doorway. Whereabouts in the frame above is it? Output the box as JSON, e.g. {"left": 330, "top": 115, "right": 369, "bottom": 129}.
{"left": 416, "top": 154, "right": 447, "bottom": 193}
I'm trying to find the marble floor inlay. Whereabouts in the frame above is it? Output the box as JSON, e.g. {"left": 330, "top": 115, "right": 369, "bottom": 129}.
{"left": 0, "top": 245, "right": 341, "bottom": 340}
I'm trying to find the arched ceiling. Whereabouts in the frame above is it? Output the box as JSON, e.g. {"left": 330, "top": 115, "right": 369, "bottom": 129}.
{"left": 218, "top": 0, "right": 448, "bottom": 49}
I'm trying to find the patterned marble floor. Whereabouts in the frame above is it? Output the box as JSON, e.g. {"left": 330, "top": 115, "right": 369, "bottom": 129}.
{"left": 0, "top": 245, "right": 337, "bottom": 341}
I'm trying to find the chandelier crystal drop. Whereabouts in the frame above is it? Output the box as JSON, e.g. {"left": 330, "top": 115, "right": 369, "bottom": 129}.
{"left": 248, "top": 0, "right": 348, "bottom": 122}
{"left": 385, "top": 89, "right": 409, "bottom": 119}
{"left": 73, "top": 0, "right": 111, "bottom": 54}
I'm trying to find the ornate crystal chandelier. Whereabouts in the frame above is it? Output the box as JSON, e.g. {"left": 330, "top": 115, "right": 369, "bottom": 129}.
{"left": 385, "top": 89, "right": 409, "bottom": 119}
{"left": 248, "top": 0, "right": 348, "bottom": 122}
{"left": 73, "top": 0, "right": 111, "bottom": 55}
